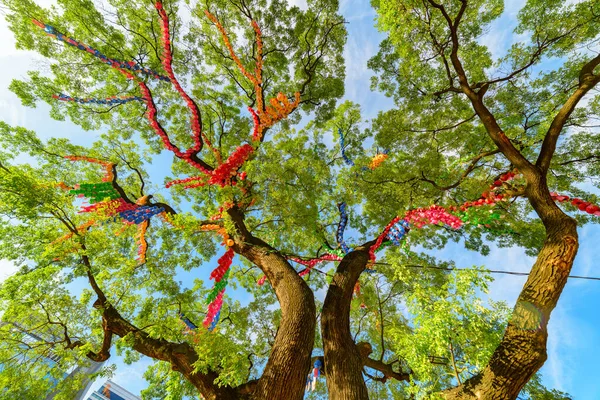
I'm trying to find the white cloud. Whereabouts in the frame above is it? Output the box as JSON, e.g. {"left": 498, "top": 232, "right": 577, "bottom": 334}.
{"left": 545, "top": 306, "right": 575, "bottom": 392}
{"left": 286, "top": 0, "right": 308, "bottom": 10}
{"left": 339, "top": 1, "right": 393, "bottom": 121}
{"left": 0, "top": 259, "right": 18, "bottom": 283}
{"left": 478, "top": 0, "right": 528, "bottom": 61}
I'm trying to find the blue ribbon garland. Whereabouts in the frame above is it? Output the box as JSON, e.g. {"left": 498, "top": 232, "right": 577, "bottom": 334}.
{"left": 336, "top": 202, "right": 352, "bottom": 254}
{"left": 119, "top": 205, "right": 164, "bottom": 224}
{"left": 55, "top": 93, "right": 144, "bottom": 105}
{"left": 37, "top": 22, "right": 170, "bottom": 82}
{"left": 386, "top": 220, "right": 410, "bottom": 246}
{"left": 338, "top": 128, "right": 355, "bottom": 166}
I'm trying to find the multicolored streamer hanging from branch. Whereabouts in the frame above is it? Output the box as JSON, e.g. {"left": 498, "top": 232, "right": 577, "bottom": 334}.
{"left": 53, "top": 93, "right": 143, "bottom": 105}
{"left": 155, "top": 1, "right": 216, "bottom": 161}
{"left": 31, "top": 19, "right": 170, "bottom": 81}
{"left": 203, "top": 249, "right": 234, "bottom": 330}
{"left": 204, "top": 9, "right": 300, "bottom": 144}
{"left": 154, "top": 6, "right": 299, "bottom": 188}
{"left": 336, "top": 202, "right": 351, "bottom": 254}
{"left": 39, "top": 4, "right": 302, "bottom": 192}
{"left": 367, "top": 171, "right": 518, "bottom": 262}
{"left": 279, "top": 170, "right": 600, "bottom": 282}
{"left": 57, "top": 156, "right": 165, "bottom": 263}
{"left": 204, "top": 288, "right": 224, "bottom": 331}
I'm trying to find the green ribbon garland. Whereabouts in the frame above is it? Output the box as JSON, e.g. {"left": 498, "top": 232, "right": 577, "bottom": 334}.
{"left": 206, "top": 269, "right": 230, "bottom": 304}
{"left": 70, "top": 182, "right": 120, "bottom": 203}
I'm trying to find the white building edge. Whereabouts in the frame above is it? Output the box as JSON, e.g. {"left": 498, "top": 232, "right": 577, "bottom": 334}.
{"left": 87, "top": 379, "right": 142, "bottom": 400}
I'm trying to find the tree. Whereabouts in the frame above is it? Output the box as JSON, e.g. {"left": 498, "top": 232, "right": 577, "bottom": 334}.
{"left": 0, "top": 0, "right": 597, "bottom": 399}
{"left": 367, "top": 0, "right": 600, "bottom": 398}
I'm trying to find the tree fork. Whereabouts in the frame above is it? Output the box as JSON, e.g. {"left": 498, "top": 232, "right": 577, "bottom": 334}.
{"left": 227, "top": 207, "right": 316, "bottom": 400}
{"left": 322, "top": 243, "right": 374, "bottom": 400}
{"left": 82, "top": 249, "right": 242, "bottom": 399}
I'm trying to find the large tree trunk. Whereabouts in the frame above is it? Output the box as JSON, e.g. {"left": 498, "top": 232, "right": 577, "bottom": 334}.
{"left": 443, "top": 174, "right": 578, "bottom": 399}
{"left": 321, "top": 244, "right": 373, "bottom": 400}
{"left": 228, "top": 207, "right": 316, "bottom": 400}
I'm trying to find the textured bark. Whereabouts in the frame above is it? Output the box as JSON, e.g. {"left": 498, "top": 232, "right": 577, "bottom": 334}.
{"left": 443, "top": 175, "right": 578, "bottom": 399}
{"left": 359, "top": 342, "right": 410, "bottom": 383}
{"left": 228, "top": 207, "right": 316, "bottom": 400}
{"left": 322, "top": 244, "right": 374, "bottom": 400}
{"left": 427, "top": 5, "right": 591, "bottom": 393}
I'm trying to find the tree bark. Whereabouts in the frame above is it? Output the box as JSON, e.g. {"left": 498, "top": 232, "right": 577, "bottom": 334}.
{"left": 443, "top": 175, "right": 578, "bottom": 399}
{"left": 227, "top": 207, "right": 316, "bottom": 400}
{"left": 322, "top": 243, "right": 374, "bottom": 400}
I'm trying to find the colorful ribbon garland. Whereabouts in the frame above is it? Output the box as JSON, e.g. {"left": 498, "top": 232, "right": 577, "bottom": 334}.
{"left": 155, "top": 1, "right": 212, "bottom": 159}
{"left": 336, "top": 202, "right": 351, "bottom": 254}
{"left": 31, "top": 19, "right": 170, "bottom": 81}
{"left": 41, "top": 5, "right": 300, "bottom": 190}
{"left": 338, "top": 128, "right": 354, "bottom": 166}
{"left": 204, "top": 289, "right": 224, "bottom": 331}
{"left": 53, "top": 93, "right": 144, "bottom": 105}
{"left": 367, "top": 171, "right": 518, "bottom": 262}
{"left": 59, "top": 156, "right": 164, "bottom": 263}
{"left": 203, "top": 249, "right": 234, "bottom": 330}
{"left": 38, "top": 12, "right": 600, "bottom": 341}
{"left": 285, "top": 170, "right": 600, "bottom": 277}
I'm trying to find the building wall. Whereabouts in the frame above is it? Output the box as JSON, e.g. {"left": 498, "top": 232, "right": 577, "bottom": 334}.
{"left": 87, "top": 379, "right": 141, "bottom": 400}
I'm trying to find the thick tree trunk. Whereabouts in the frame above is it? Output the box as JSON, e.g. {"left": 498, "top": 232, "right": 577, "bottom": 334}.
{"left": 443, "top": 174, "right": 578, "bottom": 399}
{"left": 244, "top": 250, "right": 316, "bottom": 400}
{"left": 228, "top": 208, "right": 316, "bottom": 400}
{"left": 322, "top": 244, "right": 373, "bottom": 400}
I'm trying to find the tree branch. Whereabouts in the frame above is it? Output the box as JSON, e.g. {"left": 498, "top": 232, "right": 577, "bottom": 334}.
{"left": 426, "top": 0, "right": 533, "bottom": 173}
{"left": 226, "top": 206, "right": 316, "bottom": 400}
{"left": 420, "top": 148, "right": 500, "bottom": 191}
{"left": 449, "top": 339, "right": 462, "bottom": 385}
{"left": 357, "top": 342, "right": 410, "bottom": 383}
{"left": 536, "top": 53, "right": 600, "bottom": 173}
{"left": 78, "top": 245, "right": 240, "bottom": 399}
{"left": 558, "top": 154, "right": 600, "bottom": 166}
{"left": 321, "top": 241, "right": 376, "bottom": 398}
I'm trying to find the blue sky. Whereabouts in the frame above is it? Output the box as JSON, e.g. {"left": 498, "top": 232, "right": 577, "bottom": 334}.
{"left": 1, "top": 0, "right": 599, "bottom": 398}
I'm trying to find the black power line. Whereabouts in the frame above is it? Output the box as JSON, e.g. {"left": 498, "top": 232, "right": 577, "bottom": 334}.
{"left": 379, "top": 263, "right": 600, "bottom": 281}
{"left": 286, "top": 255, "right": 600, "bottom": 282}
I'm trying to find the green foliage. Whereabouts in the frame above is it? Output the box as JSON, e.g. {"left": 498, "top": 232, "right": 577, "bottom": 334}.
{"left": 0, "top": 0, "right": 594, "bottom": 398}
